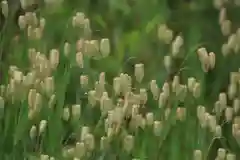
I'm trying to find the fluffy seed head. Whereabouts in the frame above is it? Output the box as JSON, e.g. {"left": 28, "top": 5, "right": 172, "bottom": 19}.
{"left": 164, "top": 55, "right": 172, "bottom": 72}
{"left": 113, "top": 77, "right": 121, "bottom": 96}
{"left": 193, "top": 82, "right": 201, "bottom": 98}
{"left": 139, "top": 88, "right": 147, "bottom": 104}
{"left": 171, "top": 35, "right": 184, "bottom": 57}
{"left": 193, "top": 150, "right": 202, "bottom": 160}
{"left": 158, "top": 92, "right": 167, "bottom": 108}
{"left": 81, "top": 126, "right": 90, "bottom": 141}
{"left": 222, "top": 43, "right": 230, "bottom": 56}
{"left": 146, "top": 112, "right": 154, "bottom": 126}
{"left": 44, "top": 76, "right": 55, "bottom": 96}
{"left": 228, "top": 83, "right": 237, "bottom": 100}
{"left": 225, "top": 107, "right": 233, "bottom": 122}
{"left": 153, "top": 120, "right": 162, "bottom": 136}
{"left": 39, "top": 120, "right": 47, "bottom": 135}
{"left": 76, "top": 52, "right": 84, "bottom": 68}
{"left": 150, "top": 80, "right": 159, "bottom": 100}
{"left": 215, "top": 125, "right": 222, "bottom": 137}
{"left": 1, "top": 0, "right": 8, "bottom": 18}
{"left": 40, "top": 154, "right": 49, "bottom": 160}
{"left": 80, "top": 75, "right": 88, "bottom": 88}
{"left": 162, "top": 82, "right": 170, "bottom": 98}
{"left": 219, "top": 7, "right": 227, "bottom": 24}
{"left": 64, "top": 42, "right": 71, "bottom": 57}
{"left": 217, "top": 148, "right": 226, "bottom": 159}
{"left": 88, "top": 90, "right": 96, "bottom": 107}
{"left": 18, "top": 15, "right": 27, "bottom": 30}
{"left": 187, "top": 77, "right": 196, "bottom": 92}
{"left": 157, "top": 24, "right": 173, "bottom": 44}
{"left": 221, "top": 20, "right": 231, "bottom": 36}
{"left": 233, "top": 98, "right": 240, "bottom": 114}
{"left": 39, "top": 17, "right": 46, "bottom": 30}
{"left": 100, "top": 38, "right": 110, "bottom": 57}
{"left": 72, "top": 104, "right": 81, "bottom": 120}
{"left": 134, "top": 63, "right": 144, "bottom": 83}
{"left": 29, "top": 125, "right": 37, "bottom": 140}
{"left": 208, "top": 52, "right": 216, "bottom": 69}
{"left": 172, "top": 75, "right": 180, "bottom": 92}
{"left": 62, "top": 107, "right": 70, "bottom": 121}
{"left": 176, "top": 107, "right": 186, "bottom": 121}
{"left": 219, "top": 92, "right": 227, "bottom": 110}
{"left": 49, "top": 49, "right": 59, "bottom": 70}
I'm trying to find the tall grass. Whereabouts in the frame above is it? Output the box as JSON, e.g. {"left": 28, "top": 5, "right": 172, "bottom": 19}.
{"left": 0, "top": 0, "right": 240, "bottom": 159}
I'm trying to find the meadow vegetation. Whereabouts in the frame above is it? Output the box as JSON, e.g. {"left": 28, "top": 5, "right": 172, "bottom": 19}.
{"left": 0, "top": 0, "right": 240, "bottom": 159}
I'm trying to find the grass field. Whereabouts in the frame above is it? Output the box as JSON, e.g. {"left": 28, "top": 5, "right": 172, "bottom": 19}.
{"left": 0, "top": 0, "right": 240, "bottom": 159}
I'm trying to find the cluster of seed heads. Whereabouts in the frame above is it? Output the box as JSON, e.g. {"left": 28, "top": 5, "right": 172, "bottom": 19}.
{"left": 1, "top": 0, "right": 240, "bottom": 160}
